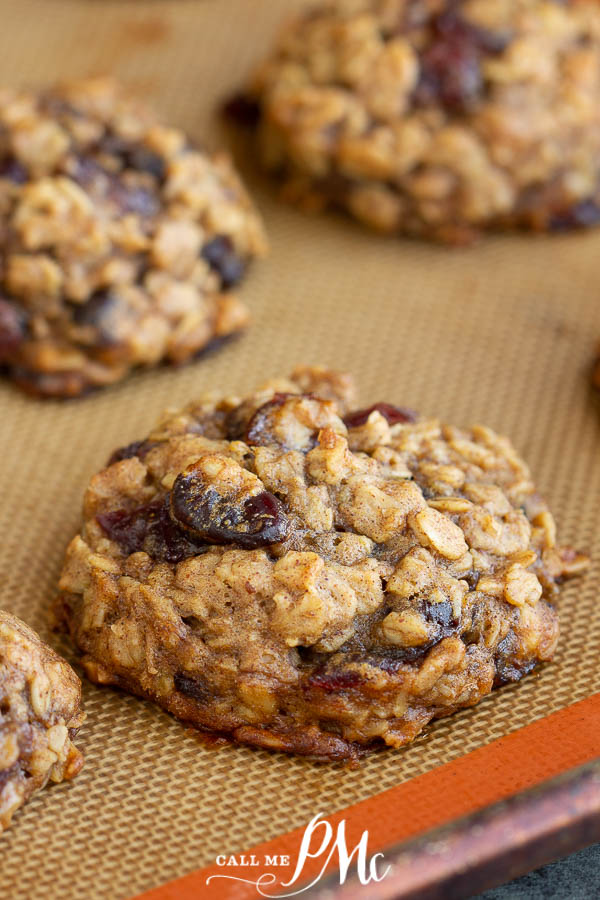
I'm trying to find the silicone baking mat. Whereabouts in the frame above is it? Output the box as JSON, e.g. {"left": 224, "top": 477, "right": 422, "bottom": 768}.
{"left": 0, "top": 1, "right": 599, "bottom": 898}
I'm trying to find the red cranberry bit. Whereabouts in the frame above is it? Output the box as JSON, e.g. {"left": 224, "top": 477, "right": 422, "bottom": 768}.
{"left": 344, "top": 402, "right": 416, "bottom": 428}
{"left": 97, "top": 498, "right": 207, "bottom": 563}
{"left": 169, "top": 470, "right": 288, "bottom": 549}
{"left": 306, "top": 669, "right": 362, "bottom": 692}
{"left": 0, "top": 299, "right": 27, "bottom": 360}
{"left": 201, "top": 236, "right": 246, "bottom": 289}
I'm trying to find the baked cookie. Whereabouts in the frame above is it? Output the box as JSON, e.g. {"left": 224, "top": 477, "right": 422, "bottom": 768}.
{"left": 0, "top": 610, "right": 84, "bottom": 831}
{"left": 0, "top": 78, "right": 267, "bottom": 397}
{"left": 58, "top": 367, "right": 587, "bottom": 761}
{"left": 229, "top": 0, "right": 600, "bottom": 242}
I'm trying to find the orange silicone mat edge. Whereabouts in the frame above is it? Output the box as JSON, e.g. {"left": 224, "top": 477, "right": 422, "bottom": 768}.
{"left": 131, "top": 690, "right": 600, "bottom": 900}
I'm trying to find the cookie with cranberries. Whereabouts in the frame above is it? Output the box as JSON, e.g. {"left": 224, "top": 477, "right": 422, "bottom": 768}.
{"left": 57, "top": 366, "right": 587, "bottom": 760}
{"left": 0, "top": 610, "right": 84, "bottom": 831}
{"left": 228, "top": 0, "right": 600, "bottom": 242}
{"left": 0, "top": 78, "right": 266, "bottom": 397}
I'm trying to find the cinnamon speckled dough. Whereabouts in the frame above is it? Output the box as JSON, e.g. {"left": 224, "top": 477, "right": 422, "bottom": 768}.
{"left": 232, "top": 0, "right": 600, "bottom": 242}
{"left": 57, "top": 367, "right": 588, "bottom": 761}
{"left": 0, "top": 78, "right": 267, "bottom": 397}
{"left": 0, "top": 611, "right": 84, "bottom": 831}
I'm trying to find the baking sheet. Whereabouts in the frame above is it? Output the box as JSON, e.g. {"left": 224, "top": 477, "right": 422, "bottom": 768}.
{"left": 0, "top": 2, "right": 599, "bottom": 898}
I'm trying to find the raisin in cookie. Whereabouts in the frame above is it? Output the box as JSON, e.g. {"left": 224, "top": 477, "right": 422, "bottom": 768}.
{"left": 229, "top": 0, "right": 600, "bottom": 242}
{"left": 0, "top": 78, "right": 267, "bottom": 397}
{"left": 0, "top": 610, "right": 84, "bottom": 830}
{"left": 57, "top": 367, "right": 587, "bottom": 760}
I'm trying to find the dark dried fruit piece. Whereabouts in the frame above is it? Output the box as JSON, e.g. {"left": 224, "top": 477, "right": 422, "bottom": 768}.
{"left": 201, "top": 236, "right": 246, "bottom": 288}
{"left": 245, "top": 393, "right": 294, "bottom": 445}
{"left": 0, "top": 157, "right": 28, "bottom": 183}
{"left": 344, "top": 402, "right": 416, "bottom": 428}
{"left": 174, "top": 673, "right": 213, "bottom": 702}
{"left": 170, "top": 467, "right": 288, "bottom": 549}
{"left": 98, "top": 133, "right": 166, "bottom": 180}
{"left": 0, "top": 298, "right": 27, "bottom": 360}
{"left": 414, "top": 10, "right": 509, "bottom": 110}
{"left": 111, "top": 181, "right": 160, "bottom": 217}
{"left": 97, "top": 498, "right": 207, "bottom": 563}
{"left": 223, "top": 92, "right": 262, "bottom": 128}
{"left": 364, "top": 645, "right": 431, "bottom": 671}
{"left": 72, "top": 290, "right": 121, "bottom": 345}
{"left": 305, "top": 669, "right": 362, "bottom": 692}
{"left": 423, "top": 599, "right": 457, "bottom": 629}
{"left": 549, "top": 199, "right": 600, "bottom": 231}
{"left": 107, "top": 440, "right": 157, "bottom": 466}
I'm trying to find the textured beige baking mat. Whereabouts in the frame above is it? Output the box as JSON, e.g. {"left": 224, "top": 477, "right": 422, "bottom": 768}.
{"left": 0, "top": 1, "right": 599, "bottom": 898}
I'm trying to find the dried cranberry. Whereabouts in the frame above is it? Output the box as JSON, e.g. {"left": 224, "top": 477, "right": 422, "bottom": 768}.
{"left": 127, "top": 147, "right": 166, "bottom": 180}
{"left": 72, "top": 290, "right": 121, "bottom": 344}
{"left": 423, "top": 600, "right": 457, "bottom": 628}
{"left": 0, "top": 298, "right": 27, "bottom": 360}
{"left": 549, "top": 199, "right": 600, "bottom": 231}
{"left": 69, "top": 155, "right": 106, "bottom": 187}
{"left": 174, "top": 673, "right": 212, "bottom": 702}
{"left": 0, "top": 157, "right": 28, "bottom": 183}
{"left": 344, "top": 402, "right": 416, "bottom": 428}
{"left": 113, "top": 182, "right": 160, "bottom": 217}
{"left": 365, "top": 645, "right": 431, "bottom": 671}
{"left": 245, "top": 394, "right": 294, "bottom": 446}
{"left": 97, "top": 498, "right": 207, "bottom": 563}
{"left": 416, "top": 38, "right": 481, "bottom": 109}
{"left": 169, "top": 470, "right": 288, "bottom": 549}
{"left": 201, "top": 236, "right": 246, "bottom": 288}
{"left": 223, "top": 92, "right": 261, "bottom": 128}
{"left": 98, "top": 134, "right": 166, "bottom": 180}
{"left": 414, "top": 10, "right": 508, "bottom": 110}
{"left": 306, "top": 669, "right": 362, "bottom": 692}
{"left": 107, "top": 440, "right": 156, "bottom": 466}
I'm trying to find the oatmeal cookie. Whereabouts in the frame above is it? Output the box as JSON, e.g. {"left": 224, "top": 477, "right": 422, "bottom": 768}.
{"left": 0, "top": 78, "right": 267, "bottom": 397}
{"left": 57, "top": 366, "right": 587, "bottom": 760}
{"left": 229, "top": 0, "right": 600, "bottom": 242}
{"left": 0, "top": 610, "right": 84, "bottom": 830}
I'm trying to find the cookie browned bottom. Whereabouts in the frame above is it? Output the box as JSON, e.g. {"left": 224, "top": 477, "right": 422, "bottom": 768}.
{"left": 0, "top": 78, "right": 267, "bottom": 397}
{"left": 0, "top": 610, "right": 84, "bottom": 830}
{"left": 230, "top": 0, "right": 600, "bottom": 243}
{"left": 57, "top": 367, "right": 587, "bottom": 761}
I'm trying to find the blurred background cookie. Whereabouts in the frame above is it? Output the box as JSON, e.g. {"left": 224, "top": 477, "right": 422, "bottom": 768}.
{"left": 229, "top": 0, "right": 600, "bottom": 242}
{"left": 0, "top": 610, "right": 84, "bottom": 832}
{"left": 0, "top": 78, "right": 267, "bottom": 397}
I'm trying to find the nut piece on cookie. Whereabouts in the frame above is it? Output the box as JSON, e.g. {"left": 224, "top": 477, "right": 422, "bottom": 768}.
{"left": 229, "top": 0, "right": 600, "bottom": 242}
{"left": 0, "top": 610, "right": 84, "bottom": 831}
{"left": 0, "top": 78, "right": 267, "bottom": 397}
{"left": 57, "top": 367, "right": 587, "bottom": 761}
